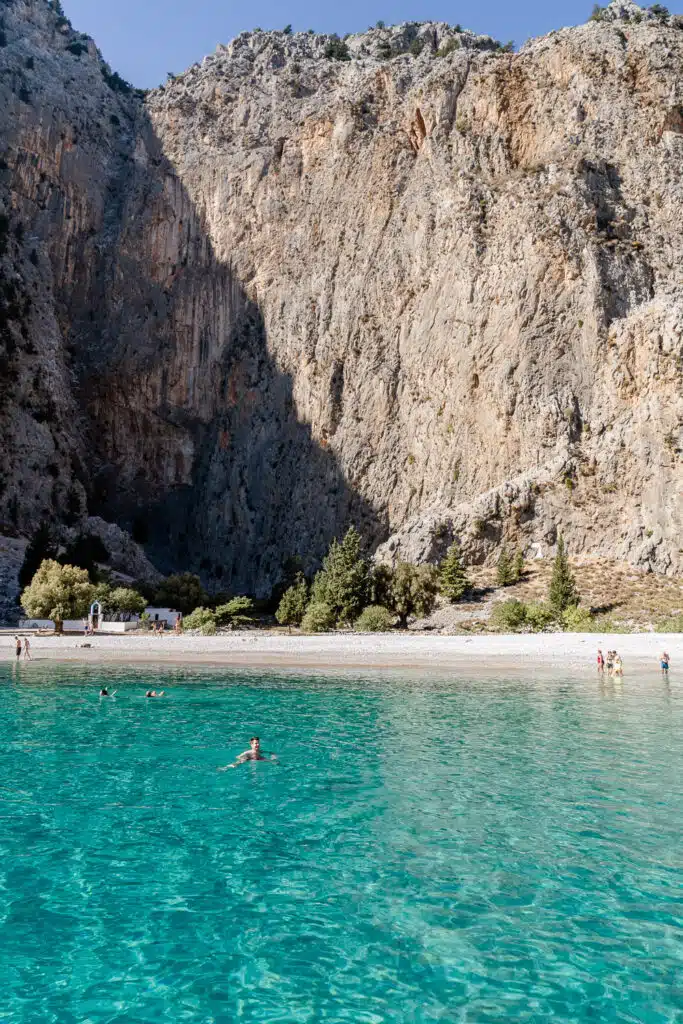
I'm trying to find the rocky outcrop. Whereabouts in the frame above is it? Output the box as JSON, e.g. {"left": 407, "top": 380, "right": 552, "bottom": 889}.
{"left": 0, "top": 0, "right": 681, "bottom": 603}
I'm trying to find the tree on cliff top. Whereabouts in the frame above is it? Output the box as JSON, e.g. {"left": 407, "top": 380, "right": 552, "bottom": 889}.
{"left": 548, "top": 535, "right": 579, "bottom": 615}
{"left": 21, "top": 560, "right": 94, "bottom": 633}
{"left": 311, "top": 526, "right": 368, "bottom": 625}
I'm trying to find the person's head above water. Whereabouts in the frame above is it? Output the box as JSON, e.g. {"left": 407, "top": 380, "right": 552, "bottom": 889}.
{"left": 250, "top": 737, "right": 260, "bottom": 751}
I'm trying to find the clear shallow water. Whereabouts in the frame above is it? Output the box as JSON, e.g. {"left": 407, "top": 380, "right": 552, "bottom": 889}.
{"left": 1, "top": 665, "right": 682, "bottom": 1023}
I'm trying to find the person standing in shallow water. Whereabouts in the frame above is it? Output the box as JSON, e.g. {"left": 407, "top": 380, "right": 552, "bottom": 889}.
{"left": 23, "top": 637, "right": 31, "bottom": 661}
{"left": 15, "top": 636, "right": 22, "bottom": 660}
{"left": 661, "top": 652, "right": 670, "bottom": 677}
{"left": 597, "top": 650, "right": 605, "bottom": 675}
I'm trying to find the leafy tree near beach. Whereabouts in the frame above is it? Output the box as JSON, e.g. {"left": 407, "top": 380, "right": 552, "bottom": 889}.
{"left": 154, "top": 573, "right": 207, "bottom": 615}
{"left": 214, "top": 597, "right": 255, "bottom": 628}
{"left": 183, "top": 607, "right": 217, "bottom": 635}
{"left": 301, "top": 601, "right": 336, "bottom": 633}
{"left": 548, "top": 535, "right": 579, "bottom": 615}
{"left": 438, "top": 542, "right": 471, "bottom": 601}
{"left": 311, "top": 526, "right": 369, "bottom": 626}
{"left": 276, "top": 573, "right": 309, "bottom": 626}
{"left": 108, "top": 587, "right": 146, "bottom": 619}
{"left": 21, "top": 559, "right": 94, "bottom": 633}
{"left": 354, "top": 605, "right": 395, "bottom": 632}
{"left": 385, "top": 562, "right": 439, "bottom": 627}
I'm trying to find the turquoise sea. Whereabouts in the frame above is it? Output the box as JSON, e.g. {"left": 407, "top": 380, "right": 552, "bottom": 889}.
{"left": 0, "top": 664, "right": 682, "bottom": 1022}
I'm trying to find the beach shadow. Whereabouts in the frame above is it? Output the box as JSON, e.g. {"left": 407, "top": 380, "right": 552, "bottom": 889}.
{"left": 66, "top": 103, "right": 385, "bottom": 597}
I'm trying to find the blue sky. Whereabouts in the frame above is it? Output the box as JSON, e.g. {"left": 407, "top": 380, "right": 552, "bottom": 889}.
{"left": 62, "top": 0, "right": 683, "bottom": 88}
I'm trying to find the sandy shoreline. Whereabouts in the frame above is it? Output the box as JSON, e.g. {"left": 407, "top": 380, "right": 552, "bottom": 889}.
{"left": 0, "top": 631, "right": 678, "bottom": 676}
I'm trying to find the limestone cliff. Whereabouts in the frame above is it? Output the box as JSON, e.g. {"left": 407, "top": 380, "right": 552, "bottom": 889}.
{"left": 0, "top": 0, "right": 681, "bottom": 601}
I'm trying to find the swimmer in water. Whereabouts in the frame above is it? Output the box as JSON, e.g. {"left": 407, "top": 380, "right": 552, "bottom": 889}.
{"left": 100, "top": 687, "right": 116, "bottom": 696}
{"left": 145, "top": 690, "right": 164, "bottom": 698}
{"left": 223, "top": 736, "right": 277, "bottom": 768}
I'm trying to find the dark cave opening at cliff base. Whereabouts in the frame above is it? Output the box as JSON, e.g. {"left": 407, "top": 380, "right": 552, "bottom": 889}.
{"left": 78, "top": 113, "right": 384, "bottom": 599}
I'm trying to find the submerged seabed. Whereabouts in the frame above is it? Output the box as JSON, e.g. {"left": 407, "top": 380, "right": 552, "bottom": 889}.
{"left": 1, "top": 665, "right": 681, "bottom": 1023}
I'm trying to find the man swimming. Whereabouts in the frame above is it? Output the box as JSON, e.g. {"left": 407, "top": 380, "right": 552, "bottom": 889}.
{"left": 224, "top": 736, "right": 277, "bottom": 768}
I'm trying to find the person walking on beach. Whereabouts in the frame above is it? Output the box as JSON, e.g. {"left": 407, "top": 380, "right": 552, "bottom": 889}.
{"left": 22, "top": 637, "right": 31, "bottom": 661}
{"left": 661, "top": 651, "right": 670, "bottom": 677}
{"left": 174, "top": 614, "right": 182, "bottom": 635}
{"left": 597, "top": 649, "right": 605, "bottom": 675}
{"left": 15, "top": 636, "right": 22, "bottom": 660}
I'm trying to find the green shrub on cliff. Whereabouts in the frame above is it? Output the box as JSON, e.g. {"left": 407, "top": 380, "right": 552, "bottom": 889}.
{"left": 437, "top": 37, "right": 460, "bottom": 57}
{"left": 324, "top": 37, "right": 351, "bottom": 60}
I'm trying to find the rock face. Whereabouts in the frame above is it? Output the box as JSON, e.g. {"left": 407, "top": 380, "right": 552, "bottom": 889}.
{"left": 0, "top": 0, "right": 681, "bottom": 598}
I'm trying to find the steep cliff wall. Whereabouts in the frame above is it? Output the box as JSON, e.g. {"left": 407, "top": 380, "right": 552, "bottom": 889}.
{"left": 0, "top": 0, "right": 681, "bottom": 598}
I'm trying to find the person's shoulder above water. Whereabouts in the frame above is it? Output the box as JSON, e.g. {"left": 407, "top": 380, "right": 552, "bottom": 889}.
{"left": 221, "top": 736, "right": 278, "bottom": 769}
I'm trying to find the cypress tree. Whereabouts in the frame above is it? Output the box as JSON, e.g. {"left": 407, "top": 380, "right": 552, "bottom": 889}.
{"left": 548, "top": 535, "right": 579, "bottom": 615}
{"left": 496, "top": 545, "right": 514, "bottom": 586}
{"left": 275, "top": 573, "right": 309, "bottom": 626}
{"left": 512, "top": 548, "right": 525, "bottom": 582}
{"left": 310, "top": 526, "right": 369, "bottom": 625}
{"left": 438, "top": 542, "right": 471, "bottom": 602}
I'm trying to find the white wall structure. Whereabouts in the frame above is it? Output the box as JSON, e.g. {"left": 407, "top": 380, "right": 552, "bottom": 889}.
{"left": 145, "top": 607, "right": 179, "bottom": 625}
{"left": 19, "top": 619, "right": 85, "bottom": 631}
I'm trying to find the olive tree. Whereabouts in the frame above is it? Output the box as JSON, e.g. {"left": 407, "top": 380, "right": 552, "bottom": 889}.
{"left": 21, "top": 559, "right": 94, "bottom": 633}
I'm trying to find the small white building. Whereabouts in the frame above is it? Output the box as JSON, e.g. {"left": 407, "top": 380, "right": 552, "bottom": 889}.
{"left": 20, "top": 605, "right": 180, "bottom": 634}
{"left": 144, "top": 607, "right": 180, "bottom": 627}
